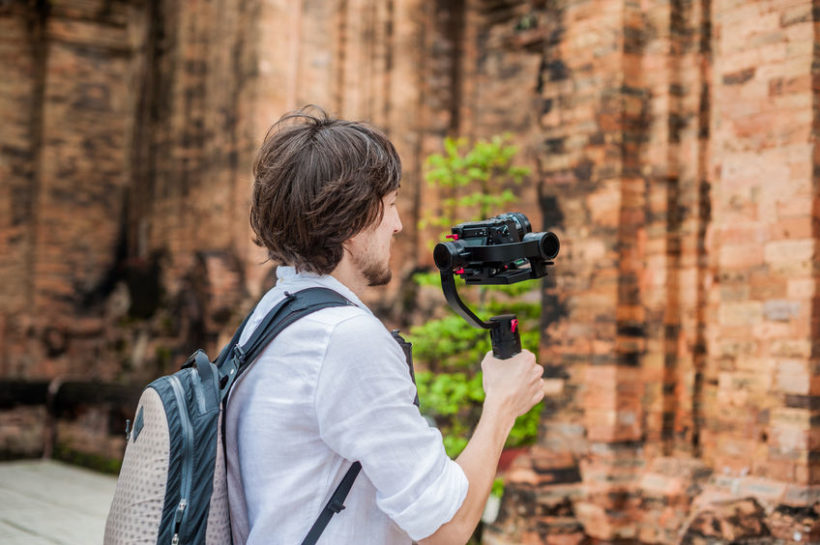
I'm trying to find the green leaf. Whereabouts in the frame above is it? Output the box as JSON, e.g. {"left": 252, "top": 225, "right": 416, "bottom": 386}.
{"left": 492, "top": 477, "right": 505, "bottom": 498}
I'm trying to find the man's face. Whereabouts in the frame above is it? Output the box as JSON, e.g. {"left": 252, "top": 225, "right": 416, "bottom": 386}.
{"left": 347, "top": 190, "right": 403, "bottom": 286}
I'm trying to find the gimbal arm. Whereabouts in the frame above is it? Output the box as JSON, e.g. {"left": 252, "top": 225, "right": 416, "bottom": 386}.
{"left": 440, "top": 271, "right": 490, "bottom": 330}
{"left": 440, "top": 270, "right": 522, "bottom": 359}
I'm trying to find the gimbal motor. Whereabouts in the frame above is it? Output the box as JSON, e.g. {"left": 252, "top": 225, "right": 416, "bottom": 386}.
{"left": 433, "top": 212, "right": 559, "bottom": 359}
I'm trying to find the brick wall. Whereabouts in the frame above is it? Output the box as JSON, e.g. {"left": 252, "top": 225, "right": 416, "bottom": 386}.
{"left": 0, "top": 0, "right": 463, "bottom": 457}
{"left": 0, "top": 0, "right": 817, "bottom": 542}
{"left": 1, "top": 1, "right": 139, "bottom": 381}
{"left": 476, "top": 0, "right": 820, "bottom": 544}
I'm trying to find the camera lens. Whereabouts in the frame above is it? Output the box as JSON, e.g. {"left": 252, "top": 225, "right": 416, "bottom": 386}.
{"left": 507, "top": 212, "right": 531, "bottom": 237}
{"left": 494, "top": 212, "right": 532, "bottom": 239}
{"left": 490, "top": 212, "right": 532, "bottom": 240}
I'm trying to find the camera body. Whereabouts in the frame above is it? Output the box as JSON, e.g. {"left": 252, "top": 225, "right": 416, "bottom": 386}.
{"left": 450, "top": 211, "right": 532, "bottom": 245}
{"left": 434, "top": 212, "right": 559, "bottom": 284}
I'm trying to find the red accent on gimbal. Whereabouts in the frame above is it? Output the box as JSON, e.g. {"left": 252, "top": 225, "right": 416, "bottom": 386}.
{"left": 511, "top": 319, "right": 518, "bottom": 333}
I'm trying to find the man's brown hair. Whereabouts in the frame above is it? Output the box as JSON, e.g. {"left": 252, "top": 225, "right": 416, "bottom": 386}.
{"left": 250, "top": 106, "right": 402, "bottom": 274}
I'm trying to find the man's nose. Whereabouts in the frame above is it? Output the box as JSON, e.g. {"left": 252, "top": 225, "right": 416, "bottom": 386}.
{"left": 394, "top": 212, "right": 403, "bottom": 234}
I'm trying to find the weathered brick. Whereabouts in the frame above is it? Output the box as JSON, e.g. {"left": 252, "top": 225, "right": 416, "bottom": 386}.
{"left": 764, "top": 299, "right": 803, "bottom": 322}
{"left": 775, "top": 359, "right": 811, "bottom": 395}
{"left": 718, "top": 301, "right": 763, "bottom": 326}
{"left": 764, "top": 239, "right": 815, "bottom": 264}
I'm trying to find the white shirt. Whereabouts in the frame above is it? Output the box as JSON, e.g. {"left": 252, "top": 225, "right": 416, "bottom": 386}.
{"left": 226, "top": 267, "right": 468, "bottom": 544}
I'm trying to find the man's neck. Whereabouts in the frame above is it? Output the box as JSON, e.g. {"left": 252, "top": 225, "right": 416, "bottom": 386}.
{"left": 330, "top": 255, "right": 368, "bottom": 300}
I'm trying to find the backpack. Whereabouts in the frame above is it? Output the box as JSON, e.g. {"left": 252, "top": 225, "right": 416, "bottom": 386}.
{"left": 104, "top": 287, "right": 359, "bottom": 545}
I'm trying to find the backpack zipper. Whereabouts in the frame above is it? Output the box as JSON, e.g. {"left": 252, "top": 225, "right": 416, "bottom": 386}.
{"left": 171, "top": 498, "right": 186, "bottom": 545}
{"left": 187, "top": 367, "right": 206, "bottom": 414}
{"left": 169, "top": 375, "right": 194, "bottom": 545}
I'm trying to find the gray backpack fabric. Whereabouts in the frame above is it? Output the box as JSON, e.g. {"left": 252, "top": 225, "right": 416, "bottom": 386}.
{"left": 104, "top": 288, "right": 353, "bottom": 545}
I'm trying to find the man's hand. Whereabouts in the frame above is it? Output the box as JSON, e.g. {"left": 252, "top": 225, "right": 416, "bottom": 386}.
{"left": 420, "top": 350, "right": 544, "bottom": 545}
{"left": 481, "top": 349, "right": 545, "bottom": 420}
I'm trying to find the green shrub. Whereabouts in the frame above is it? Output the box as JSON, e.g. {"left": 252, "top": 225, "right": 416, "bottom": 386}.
{"left": 410, "top": 135, "right": 542, "bottom": 458}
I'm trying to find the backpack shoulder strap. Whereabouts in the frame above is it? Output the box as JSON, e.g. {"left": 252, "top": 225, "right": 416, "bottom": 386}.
{"left": 218, "top": 287, "right": 353, "bottom": 397}
{"left": 240, "top": 287, "right": 352, "bottom": 364}
{"left": 300, "top": 461, "right": 362, "bottom": 545}
{"left": 220, "top": 286, "right": 360, "bottom": 545}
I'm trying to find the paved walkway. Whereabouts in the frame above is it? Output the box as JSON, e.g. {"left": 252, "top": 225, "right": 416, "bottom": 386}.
{"left": 0, "top": 459, "right": 117, "bottom": 545}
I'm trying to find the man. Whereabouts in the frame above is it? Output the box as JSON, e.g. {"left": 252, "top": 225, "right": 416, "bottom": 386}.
{"left": 226, "top": 106, "right": 545, "bottom": 544}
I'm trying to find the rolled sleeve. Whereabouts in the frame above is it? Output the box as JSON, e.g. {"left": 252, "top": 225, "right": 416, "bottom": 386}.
{"left": 314, "top": 313, "right": 468, "bottom": 540}
{"left": 383, "top": 448, "right": 468, "bottom": 540}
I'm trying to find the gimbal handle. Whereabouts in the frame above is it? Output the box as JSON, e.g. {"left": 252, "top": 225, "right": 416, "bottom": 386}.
{"left": 488, "top": 315, "right": 522, "bottom": 359}
{"left": 440, "top": 271, "right": 522, "bottom": 359}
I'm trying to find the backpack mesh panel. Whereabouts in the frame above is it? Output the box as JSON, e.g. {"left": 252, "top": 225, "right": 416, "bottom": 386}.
{"left": 104, "top": 388, "right": 170, "bottom": 544}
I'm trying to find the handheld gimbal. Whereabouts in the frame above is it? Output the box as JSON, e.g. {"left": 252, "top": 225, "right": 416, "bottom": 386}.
{"left": 433, "top": 212, "right": 559, "bottom": 359}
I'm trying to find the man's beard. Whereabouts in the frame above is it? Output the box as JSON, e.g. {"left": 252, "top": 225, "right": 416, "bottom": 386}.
{"left": 354, "top": 252, "right": 392, "bottom": 286}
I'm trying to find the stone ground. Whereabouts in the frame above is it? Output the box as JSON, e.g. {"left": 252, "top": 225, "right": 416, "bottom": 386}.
{"left": 0, "top": 459, "right": 117, "bottom": 544}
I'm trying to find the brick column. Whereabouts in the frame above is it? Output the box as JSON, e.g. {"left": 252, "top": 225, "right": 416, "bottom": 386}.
{"left": 702, "top": 0, "right": 817, "bottom": 487}
{"left": 0, "top": 6, "right": 43, "bottom": 375}
{"left": 0, "top": 3, "right": 137, "bottom": 378}
{"left": 486, "top": 0, "right": 649, "bottom": 542}
{"left": 636, "top": 0, "right": 713, "bottom": 538}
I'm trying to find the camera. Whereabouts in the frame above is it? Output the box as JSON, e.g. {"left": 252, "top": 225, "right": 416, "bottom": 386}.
{"left": 433, "top": 212, "right": 559, "bottom": 284}
{"left": 433, "top": 212, "right": 560, "bottom": 359}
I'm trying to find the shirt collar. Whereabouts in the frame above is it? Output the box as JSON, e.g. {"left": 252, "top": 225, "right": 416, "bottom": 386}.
{"left": 275, "top": 266, "right": 372, "bottom": 315}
